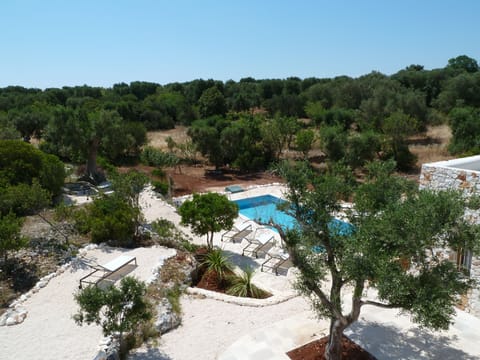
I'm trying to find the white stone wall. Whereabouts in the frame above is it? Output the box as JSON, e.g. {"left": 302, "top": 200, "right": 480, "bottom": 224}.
{"left": 420, "top": 160, "right": 480, "bottom": 317}
{"left": 419, "top": 164, "right": 480, "bottom": 194}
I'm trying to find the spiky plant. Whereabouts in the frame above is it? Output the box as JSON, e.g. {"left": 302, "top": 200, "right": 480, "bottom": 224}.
{"left": 227, "top": 267, "right": 266, "bottom": 298}
{"left": 201, "top": 248, "right": 233, "bottom": 281}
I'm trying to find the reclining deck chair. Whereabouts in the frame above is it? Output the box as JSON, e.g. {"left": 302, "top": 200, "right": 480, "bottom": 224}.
{"left": 79, "top": 255, "right": 137, "bottom": 288}
{"left": 261, "top": 249, "right": 292, "bottom": 275}
{"left": 221, "top": 221, "right": 253, "bottom": 243}
{"left": 242, "top": 229, "right": 274, "bottom": 258}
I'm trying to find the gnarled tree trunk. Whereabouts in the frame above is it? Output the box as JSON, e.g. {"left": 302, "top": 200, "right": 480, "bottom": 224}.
{"left": 326, "top": 318, "right": 346, "bottom": 360}
{"left": 86, "top": 138, "right": 100, "bottom": 184}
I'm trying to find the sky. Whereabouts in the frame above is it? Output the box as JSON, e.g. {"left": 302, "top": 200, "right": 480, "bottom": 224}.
{"left": 1, "top": 0, "right": 479, "bottom": 89}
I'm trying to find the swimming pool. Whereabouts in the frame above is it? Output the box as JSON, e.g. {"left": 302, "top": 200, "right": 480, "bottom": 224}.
{"left": 234, "top": 195, "right": 295, "bottom": 230}
{"left": 233, "top": 194, "right": 353, "bottom": 235}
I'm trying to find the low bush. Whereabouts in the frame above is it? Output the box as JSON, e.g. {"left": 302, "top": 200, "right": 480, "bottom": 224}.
{"left": 151, "top": 168, "right": 166, "bottom": 178}
{"left": 150, "top": 219, "right": 198, "bottom": 252}
{"left": 152, "top": 180, "right": 169, "bottom": 196}
{"left": 141, "top": 147, "right": 178, "bottom": 167}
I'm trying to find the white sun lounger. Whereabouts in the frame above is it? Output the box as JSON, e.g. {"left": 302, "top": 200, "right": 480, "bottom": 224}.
{"left": 261, "top": 249, "right": 292, "bottom": 275}
{"left": 79, "top": 255, "right": 137, "bottom": 288}
{"left": 242, "top": 230, "right": 274, "bottom": 258}
{"left": 221, "top": 221, "right": 254, "bottom": 243}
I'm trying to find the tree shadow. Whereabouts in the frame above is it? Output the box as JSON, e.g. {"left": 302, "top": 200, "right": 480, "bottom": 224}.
{"left": 128, "top": 347, "right": 172, "bottom": 360}
{"left": 223, "top": 250, "right": 262, "bottom": 271}
{"left": 345, "top": 321, "right": 478, "bottom": 360}
{"left": 2, "top": 258, "right": 39, "bottom": 293}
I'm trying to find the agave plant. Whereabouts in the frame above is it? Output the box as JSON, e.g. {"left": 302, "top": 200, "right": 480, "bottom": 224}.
{"left": 226, "top": 266, "right": 266, "bottom": 298}
{"left": 201, "top": 248, "right": 233, "bottom": 280}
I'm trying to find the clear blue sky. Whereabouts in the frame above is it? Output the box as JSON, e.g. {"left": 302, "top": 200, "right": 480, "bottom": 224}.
{"left": 1, "top": 0, "right": 479, "bottom": 89}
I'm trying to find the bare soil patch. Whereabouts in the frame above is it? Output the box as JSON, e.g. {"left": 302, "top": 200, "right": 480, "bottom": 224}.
{"left": 409, "top": 124, "right": 453, "bottom": 166}
{"left": 287, "top": 335, "right": 376, "bottom": 360}
{"left": 168, "top": 167, "right": 282, "bottom": 196}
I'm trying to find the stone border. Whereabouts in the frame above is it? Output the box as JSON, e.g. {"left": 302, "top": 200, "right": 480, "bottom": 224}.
{"left": 185, "top": 286, "right": 297, "bottom": 307}
{"left": 0, "top": 259, "right": 72, "bottom": 327}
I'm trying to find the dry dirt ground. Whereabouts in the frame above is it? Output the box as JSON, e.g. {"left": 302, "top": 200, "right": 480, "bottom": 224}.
{"left": 409, "top": 124, "right": 453, "bottom": 165}
{"left": 145, "top": 124, "right": 453, "bottom": 195}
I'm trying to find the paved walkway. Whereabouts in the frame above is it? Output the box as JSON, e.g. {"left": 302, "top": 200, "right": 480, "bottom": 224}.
{"left": 219, "top": 313, "right": 327, "bottom": 360}
{"left": 218, "top": 305, "right": 480, "bottom": 360}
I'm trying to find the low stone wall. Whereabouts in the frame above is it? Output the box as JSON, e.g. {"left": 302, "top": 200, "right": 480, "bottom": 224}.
{"left": 420, "top": 160, "right": 480, "bottom": 317}
{"left": 419, "top": 163, "right": 480, "bottom": 194}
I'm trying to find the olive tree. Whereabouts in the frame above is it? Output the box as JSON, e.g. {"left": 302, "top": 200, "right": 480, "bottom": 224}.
{"left": 275, "top": 160, "right": 480, "bottom": 360}
{"left": 178, "top": 192, "right": 238, "bottom": 250}
{"left": 74, "top": 276, "right": 152, "bottom": 356}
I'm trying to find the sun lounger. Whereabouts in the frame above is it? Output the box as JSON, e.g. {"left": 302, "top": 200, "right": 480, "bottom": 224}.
{"left": 79, "top": 255, "right": 137, "bottom": 288}
{"left": 225, "top": 185, "right": 244, "bottom": 193}
{"left": 242, "top": 230, "right": 274, "bottom": 258}
{"left": 221, "top": 221, "right": 253, "bottom": 243}
{"left": 261, "top": 249, "right": 292, "bottom": 275}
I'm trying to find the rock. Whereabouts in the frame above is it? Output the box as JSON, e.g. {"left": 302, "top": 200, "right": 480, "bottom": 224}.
{"left": 6, "top": 316, "right": 17, "bottom": 326}
{"left": 84, "top": 244, "right": 98, "bottom": 251}
{"left": 17, "top": 308, "right": 27, "bottom": 318}
{"left": 45, "top": 273, "right": 55, "bottom": 281}
{"left": 0, "top": 313, "right": 8, "bottom": 326}
{"left": 98, "top": 337, "right": 111, "bottom": 347}
{"left": 20, "top": 294, "right": 28, "bottom": 302}
{"left": 106, "top": 351, "right": 120, "bottom": 360}
{"left": 104, "top": 338, "right": 120, "bottom": 360}
{"left": 36, "top": 280, "right": 48, "bottom": 289}
{"left": 155, "top": 298, "right": 181, "bottom": 334}
{"left": 93, "top": 350, "right": 107, "bottom": 360}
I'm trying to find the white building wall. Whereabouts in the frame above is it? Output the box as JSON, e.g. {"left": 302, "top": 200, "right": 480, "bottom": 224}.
{"left": 420, "top": 158, "right": 480, "bottom": 317}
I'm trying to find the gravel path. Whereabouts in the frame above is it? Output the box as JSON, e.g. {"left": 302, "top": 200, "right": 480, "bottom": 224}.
{"left": 129, "top": 295, "right": 312, "bottom": 360}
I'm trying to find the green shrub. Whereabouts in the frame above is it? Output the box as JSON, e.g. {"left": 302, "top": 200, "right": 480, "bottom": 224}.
{"left": 141, "top": 147, "right": 178, "bottom": 167}
{"left": 201, "top": 249, "right": 233, "bottom": 281}
{"left": 166, "top": 285, "right": 182, "bottom": 315}
{"left": 150, "top": 219, "right": 198, "bottom": 252}
{"left": 54, "top": 202, "right": 75, "bottom": 221}
{"left": 0, "top": 181, "right": 50, "bottom": 216}
{"left": 73, "top": 195, "right": 138, "bottom": 246}
{"left": 152, "top": 180, "right": 169, "bottom": 195}
{"left": 151, "top": 168, "right": 166, "bottom": 178}
{"left": 74, "top": 276, "right": 152, "bottom": 359}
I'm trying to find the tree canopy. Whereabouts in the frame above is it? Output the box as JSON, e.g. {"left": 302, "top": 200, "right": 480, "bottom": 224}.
{"left": 1, "top": 54, "right": 480, "bottom": 171}
{"left": 275, "top": 160, "right": 480, "bottom": 359}
{"left": 0, "top": 140, "right": 64, "bottom": 215}
{"left": 178, "top": 192, "right": 238, "bottom": 249}
{"left": 74, "top": 276, "right": 152, "bottom": 355}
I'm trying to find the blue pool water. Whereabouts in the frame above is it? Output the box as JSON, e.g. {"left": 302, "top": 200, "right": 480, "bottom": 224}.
{"left": 234, "top": 195, "right": 295, "bottom": 230}
{"left": 233, "top": 195, "right": 353, "bottom": 235}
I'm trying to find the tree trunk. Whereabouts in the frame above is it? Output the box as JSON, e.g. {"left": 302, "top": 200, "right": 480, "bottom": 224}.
{"left": 86, "top": 138, "right": 100, "bottom": 183}
{"left": 325, "top": 318, "right": 346, "bottom": 360}
{"left": 207, "top": 232, "right": 214, "bottom": 250}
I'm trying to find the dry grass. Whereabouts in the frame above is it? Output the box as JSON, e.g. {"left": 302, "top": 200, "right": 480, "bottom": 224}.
{"left": 147, "top": 126, "right": 190, "bottom": 150}
{"left": 410, "top": 124, "right": 454, "bottom": 166}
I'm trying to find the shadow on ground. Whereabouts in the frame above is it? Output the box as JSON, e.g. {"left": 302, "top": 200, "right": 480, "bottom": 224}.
{"left": 223, "top": 250, "right": 263, "bottom": 271}
{"left": 346, "top": 321, "right": 477, "bottom": 360}
{"left": 2, "top": 258, "right": 40, "bottom": 293}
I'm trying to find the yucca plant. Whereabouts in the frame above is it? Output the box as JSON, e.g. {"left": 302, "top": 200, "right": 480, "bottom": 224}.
{"left": 227, "top": 267, "right": 266, "bottom": 298}
{"left": 201, "top": 248, "right": 233, "bottom": 281}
